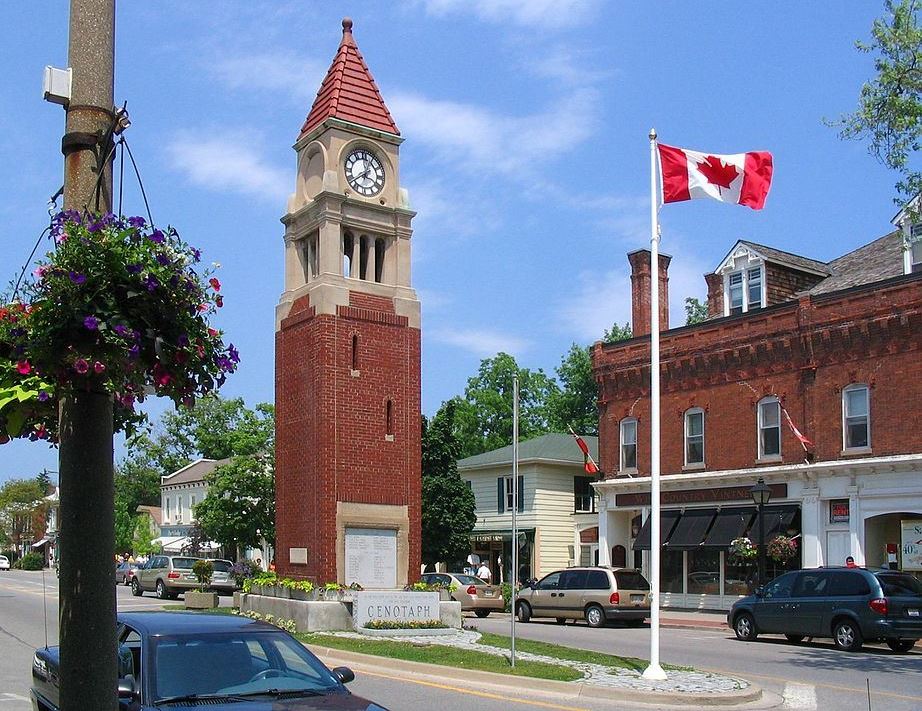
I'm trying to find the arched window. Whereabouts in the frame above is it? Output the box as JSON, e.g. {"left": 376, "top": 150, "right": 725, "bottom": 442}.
{"left": 684, "top": 407, "right": 705, "bottom": 466}
{"left": 359, "top": 236, "right": 370, "bottom": 280}
{"left": 374, "top": 237, "right": 386, "bottom": 283}
{"left": 620, "top": 418, "right": 637, "bottom": 472}
{"left": 842, "top": 384, "right": 870, "bottom": 450}
{"left": 757, "top": 396, "right": 781, "bottom": 459}
{"left": 342, "top": 232, "right": 354, "bottom": 277}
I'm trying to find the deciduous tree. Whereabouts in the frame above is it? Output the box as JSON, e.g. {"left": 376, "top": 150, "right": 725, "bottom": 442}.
{"left": 546, "top": 344, "right": 598, "bottom": 436}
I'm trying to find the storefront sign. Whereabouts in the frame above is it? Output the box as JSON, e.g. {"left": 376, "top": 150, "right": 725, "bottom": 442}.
{"left": 829, "top": 500, "right": 849, "bottom": 524}
{"left": 471, "top": 534, "right": 505, "bottom": 543}
{"left": 900, "top": 520, "right": 922, "bottom": 572}
{"left": 352, "top": 591, "right": 440, "bottom": 628}
{"left": 616, "top": 483, "right": 787, "bottom": 508}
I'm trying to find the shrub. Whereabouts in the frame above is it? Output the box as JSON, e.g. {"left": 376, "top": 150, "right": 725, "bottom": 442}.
{"left": 192, "top": 559, "right": 214, "bottom": 591}
{"left": 16, "top": 552, "right": 44, "bottom": 570}
{"left": 363, "top": 619, "right": 446, "bottom": 630}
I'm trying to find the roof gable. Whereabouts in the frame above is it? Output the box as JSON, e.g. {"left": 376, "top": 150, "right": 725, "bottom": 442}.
{"left": 161, "top": 458, "right": 232, "bottom": 487}
{"left": 299, "top": 18, "right": 399, "bottom": 139}
{"left": 458, "top": 433, "right": 598, "bottom": 470}
{"left": 715, "top": 240, "right": 831, "bottom": 277}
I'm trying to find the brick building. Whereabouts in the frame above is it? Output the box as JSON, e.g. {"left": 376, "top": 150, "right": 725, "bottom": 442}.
{"left": 592, "top": 207, "right": 922, "bottom": 610}
{"left": 274, "top": 19, "right": 421, "bottom": 587}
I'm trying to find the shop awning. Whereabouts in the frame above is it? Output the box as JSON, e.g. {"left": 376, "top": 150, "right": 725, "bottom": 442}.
{"left": 664, "top": 508, "right": 717, "bottom": 549}
{"left": 632, "top": 509, "right": 681, "bottom": 550}
{"left": 32, "top": 536, "right": 51, "bottom": 548}
{"left": 748, "top": 505, "right": 799, "bottom": 542}
{"left": 702, "top": 507, "right": 756, "bottom": 547}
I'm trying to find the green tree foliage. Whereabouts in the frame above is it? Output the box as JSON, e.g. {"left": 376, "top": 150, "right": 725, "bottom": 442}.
{"left": 835, "top": 0, "right": 922, "bottom": 203}
{"left": 0, "top": 478, "right": 44, "bottom": 549}
{"left": 193, "top": 454, "right": 275, "bottom": 558}
{"left": 35, "top": 470, "right": 53, "bottom": 495}
{"left": 421, "top": 401, "right": 476, "bottom": 568}
{"left": 546, "top": 344, "right": 598, "bottom": 436}
{"left": 685, "top": 297, "right": 709, "bottom": 325}
{"left": 132, "top": 514, "right": 158, "bottom": 556}
{"left": 453, "top": 353, "right": 558, "bottom": 457}
{"left": 113, "top": 498, "right": 135, "bottom": 554}
{"left": 603, "top": 322, "right": 633, "bottom": 343}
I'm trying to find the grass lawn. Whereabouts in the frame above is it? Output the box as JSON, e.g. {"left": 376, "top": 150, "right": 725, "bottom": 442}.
{"left": 299, "top": 633, "right": 583, "bottom": 682}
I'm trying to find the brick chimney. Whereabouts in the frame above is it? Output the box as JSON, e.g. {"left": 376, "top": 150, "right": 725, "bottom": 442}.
{"left": 704, "top": 272, "right": 723, "bottom": 318}
{"left": 628, "top": 249, "right": 671, "bottom": 337}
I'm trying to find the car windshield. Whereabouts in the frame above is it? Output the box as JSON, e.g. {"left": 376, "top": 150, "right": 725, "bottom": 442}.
{"left": 877, "top": 573, "right": 922, "bottom": 596}
{"left": 170, "top": 558, "right": 198, "bottom": 570}
{"left": 453, "top": 574, "right": 486, "bottom": 586}
{"left": 211, "top": 561, "right": 233, "bottom": 573}
{"left": 152, "top": 632, "right": 341, "bottom": 701}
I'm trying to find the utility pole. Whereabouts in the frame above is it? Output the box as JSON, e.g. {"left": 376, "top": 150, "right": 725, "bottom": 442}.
{"left": 58, "top": 1, "right": 117, "bottom": 709}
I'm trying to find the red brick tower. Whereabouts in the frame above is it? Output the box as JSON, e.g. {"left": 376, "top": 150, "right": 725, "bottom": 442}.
{"left": 275, "top": 18, "right": 421, "bottom": 588}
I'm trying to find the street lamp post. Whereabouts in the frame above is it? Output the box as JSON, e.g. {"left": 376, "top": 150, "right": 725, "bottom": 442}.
{"left": 750, "top": 478, "right": 772, "bottom": 589}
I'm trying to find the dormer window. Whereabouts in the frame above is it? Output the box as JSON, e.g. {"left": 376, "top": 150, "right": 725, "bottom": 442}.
{"left": 726, "top": 265, "right": 763, "bottom": 315}
{"left": 910, "top": 224, "right": 922, "bottom": 274}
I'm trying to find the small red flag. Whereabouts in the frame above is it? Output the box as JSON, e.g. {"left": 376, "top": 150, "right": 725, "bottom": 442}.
{"left": 569, "top": 428, "right": 600, "bottom": 475}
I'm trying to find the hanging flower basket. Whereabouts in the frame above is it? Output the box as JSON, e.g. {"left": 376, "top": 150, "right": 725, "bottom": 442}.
{"left": 729, "top": 537, "right": 757, "bottom": 561}
{"left": 767, "top": 535, "right": 798, "bottom": 563}
{"left": 0, "top": 212, "right": 238, "bottom": 442}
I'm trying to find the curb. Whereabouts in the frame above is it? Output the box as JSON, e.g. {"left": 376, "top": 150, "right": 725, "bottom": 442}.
{"left": 307, "top": 644, "right": 762, "bottom": 708}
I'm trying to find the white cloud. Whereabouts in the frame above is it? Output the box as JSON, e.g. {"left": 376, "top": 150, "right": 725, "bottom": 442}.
{"left": 430, "top": 327, "right": 530, "bottom": 357}
{"left": 416, "top": 0, "right": 601, "bottom": 30}
{"left": 208, "top": 51, "right": 326, "bottom": 104}
{"left": 389, "top": 88, "right": 598, "bottom": 177}
{"left": 165, "top": 130, "right": 289, "bottom": 203}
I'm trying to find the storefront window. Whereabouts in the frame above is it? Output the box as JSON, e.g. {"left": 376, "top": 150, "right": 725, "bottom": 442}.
{"left": 723, "top": 555, "right": 751, "bottom": 596}
{"left": 688, "top": 548, "right": 720, "bottom": 594}
{"left": 662, "top": 550, "right": 683, "bottom": 593}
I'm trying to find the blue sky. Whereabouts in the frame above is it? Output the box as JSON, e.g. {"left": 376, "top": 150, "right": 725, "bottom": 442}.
{"left": 0, "top": 2, "right": 901, "bottom": 483}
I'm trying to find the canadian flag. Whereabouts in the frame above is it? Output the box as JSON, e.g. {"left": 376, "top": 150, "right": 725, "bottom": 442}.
{"left": 658, "top": 143, "right": 773, "bottom": 210}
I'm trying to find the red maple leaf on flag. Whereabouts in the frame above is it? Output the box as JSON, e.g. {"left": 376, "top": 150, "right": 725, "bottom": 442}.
{"left": 696, "top": 155, "right": 739, "bottom": 192}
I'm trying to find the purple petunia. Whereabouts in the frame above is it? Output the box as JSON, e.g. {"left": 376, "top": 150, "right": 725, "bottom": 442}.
{"left": 38, "top": 391, "right": 51, "bottom": 402}
{"left": 190, "top": 247, "right": 201, "bottom": 262}
{"left": 69, "top": 271, "right": 86, "bottom": 285}
{"left": 144, "top": 275, "right": 159, "bottom": 291}
{"left": 149, "top": 229, "right": 165, "bottom": 244}
{"left": 113, "top": 324, "right": 129, "bottom": 337}
{"left": 128, "top": 216, "right": 146, "bottom": 228}
{"left": 128, "top": 344, "right": 140, "bottom": 359}
{"left": 156, "top": 253, "right": 171, "bottom": 266}
{"left": 127, "top": 263, "right": 143, "bottom": 274}
{"left": 83, "top": 316, "right": 99, "bottom": 330}
{"left": 228, "top": 344, "right": 240, "bottom": 364}
{"left": 177, "top": 334, "right": 190, "bottom": 347}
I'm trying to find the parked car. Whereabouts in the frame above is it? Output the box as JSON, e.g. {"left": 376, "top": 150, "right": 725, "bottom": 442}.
{"left": 516, "top": 567, "right": 651, "bottom": 628}
{"left": 115, "top": 561, "right": 132, "bottom": 585}
{"left": 131, "top": 555, "right": 204, "bottom": 599}
{"left": 728, "top": 567, "right": 922, "bottom": 652}
{"left": 210, "top": 559, "right": 237, "bottom": 595}
{"left": 127, "top": 559, "right": 150, "bottom": 586}
{"left": 0, "top": 554, "right": 10, "bottom": 571}
{"left": 31, "top": 611, "right": 388, "bottom": 710}
{"left": 419, "top": 572, "right": 505, "bottom": 617}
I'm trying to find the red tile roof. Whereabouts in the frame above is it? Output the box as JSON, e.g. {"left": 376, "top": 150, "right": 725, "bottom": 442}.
{"left": 299, "top": 18, "right": 399, "bottom": 138}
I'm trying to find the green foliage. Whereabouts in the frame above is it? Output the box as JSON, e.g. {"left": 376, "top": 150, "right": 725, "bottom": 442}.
{"left": 35, "top": 470, "right": 52, "bottom": 494}
{"left": 684, "top": 297, "right": 709, "bottom": 325}
{"left": 834, "top": 0, "right": 922, "bottom": 204}
{"left": 453, "top": 353, "right": 558, "bottom": 458}
{"left": 193, "top": 453, "right": 275, "bottom": 554}
{"left": 602, "top": 322, "right": 632, "bottom": 343}
{"left": 132, "top": 514, "right": 158, "bottom": 556}
{"left": 192, "top": 559, "right": 214, "bottom": 590}
{"left": 113, "top": 498, "right": 135, "bottom": 554}
{"left": 0, "top": 478, "right": 44, "bottom": 547}
{"left": 546, "top": 344, "right": 597, "bottom": 436}
{"left": 364, "top": 619, "right": 446, "bottom": 630}
{"left": 421, "top": 400, "right": 476, "bottom": 568}
{"left": 15, "top": 551, "right": 44, "bottom": 570}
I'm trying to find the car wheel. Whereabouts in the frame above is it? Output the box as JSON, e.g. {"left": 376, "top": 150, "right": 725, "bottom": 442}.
{"left": 585, "top": 604, "right": 606, "bottom": 628}
{"left": 734, "top": 612, "right": 758, "bottom": 641}
{"left": 474, "top": 609, "right": 490, "bottom": 618}
{"left": 156, "top": 580, "right": 168, "bottom": 600}
{"left": 785, "top": 634, "right": 805, "bottom": 643}
{"left": 886, "top": 638, "right": 915, "bottom": 653}
{"left": 555, "top": 617, "right": 567, "bottom": 625}
{"left": 516, "top": 601, "right": 531, "bottom": 623}
{"left": 833, "top": 619, "right": 863, "bottom": 652}
{"left": 131, "top": 578, "right": 142, "bottom": 597}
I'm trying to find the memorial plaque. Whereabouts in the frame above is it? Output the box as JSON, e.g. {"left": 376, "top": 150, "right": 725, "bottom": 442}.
{"left": 289, "top": 547, "right": 308, "bottom": 565}
{"left": 345, "top": 527, "right": 397, "bottom": 589}
{"left": 352, "top": 591, "right": 439, "bottom": 628}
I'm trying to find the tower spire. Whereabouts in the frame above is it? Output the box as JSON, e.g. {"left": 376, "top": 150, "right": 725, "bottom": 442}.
{"left": 299, "top": 18, "right": 399, "bottom": 138}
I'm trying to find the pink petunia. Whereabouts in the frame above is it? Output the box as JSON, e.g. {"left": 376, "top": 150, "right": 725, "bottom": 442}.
{"left": 74, "top": 358, "right": 89, "bottom": 374}
{"left": 16, "top": 360, "right": 31, "bottom": 375}
{"left": 93, "top": 361, "right": 106, "bottom": 374}
{"left": 209, "top": 277, "right": 221, "bottom": 292}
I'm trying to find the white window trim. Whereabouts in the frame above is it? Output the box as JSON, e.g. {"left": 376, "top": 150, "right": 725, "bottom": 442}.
{"left": 620, "top": 418, "right": 638, "bottom": 472}
{"left": 757, "top": 396, "right": 782, "bottom": 460}
{"left": 842, "top": 383, "right": 871, "bottom": 452}
{"left": 684, "top": 408, "right": 705, "bottom": 468}
{"left": 723, "top": 264, "right": 765, "bottom": 316}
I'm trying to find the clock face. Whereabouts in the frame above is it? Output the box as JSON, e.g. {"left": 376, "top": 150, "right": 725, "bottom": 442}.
{"left": 344, "top": 148, "right": 385, "bottom": 197}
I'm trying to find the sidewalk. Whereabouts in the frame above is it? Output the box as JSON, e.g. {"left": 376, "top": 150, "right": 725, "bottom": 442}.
{"left": 660, "top": 609, "right": 729, "bottom": 631}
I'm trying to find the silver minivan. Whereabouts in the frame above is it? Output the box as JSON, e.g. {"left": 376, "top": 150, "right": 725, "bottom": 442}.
{"left": 131, "top": 555, "right": 203, "bottom": 599}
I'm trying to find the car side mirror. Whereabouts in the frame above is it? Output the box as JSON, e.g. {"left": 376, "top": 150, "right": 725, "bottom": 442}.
{"left": 754, "top": 586, "right": 765, "bottom": 598}
{"left": 332, "top": 666, "right": 355, "bottom": 685}
{"left": 117, "top": 675, "right": 137, "bottom": 700}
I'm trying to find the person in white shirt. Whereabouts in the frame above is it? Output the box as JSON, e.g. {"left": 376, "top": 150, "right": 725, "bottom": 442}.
{"left": 476, "top": 562, "right": 492, "bottom": 582}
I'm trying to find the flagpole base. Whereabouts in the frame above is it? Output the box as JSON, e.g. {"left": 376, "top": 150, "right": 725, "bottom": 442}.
{"left": 642, "top": 663, "right": 667, "bottom": 681}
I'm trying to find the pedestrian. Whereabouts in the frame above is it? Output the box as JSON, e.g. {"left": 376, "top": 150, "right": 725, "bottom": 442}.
{"left": 255, "top": 557, "right": 262, "bottom": 571}
{"left": 477, "top": 561, "right": 492, "bottom": 583}
{"left": 845, "top": 555, "right": 857, "bottom": 568}
{"left": 269, "top": 558, "right": 276, "bottom": 572}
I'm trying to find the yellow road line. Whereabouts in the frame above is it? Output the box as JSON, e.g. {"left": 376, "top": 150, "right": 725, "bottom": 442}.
{"left": 353, "top": 668, "right": 589, "bottom": 710}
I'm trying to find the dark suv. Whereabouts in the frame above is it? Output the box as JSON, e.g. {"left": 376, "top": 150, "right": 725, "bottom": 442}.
{"left": 728, "top": 567, "right": 922, "bottom": 652}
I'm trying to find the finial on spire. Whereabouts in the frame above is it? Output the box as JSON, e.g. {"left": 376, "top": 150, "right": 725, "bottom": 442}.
{"left": 342, "top": 17, "right": 353, "bottom": 34}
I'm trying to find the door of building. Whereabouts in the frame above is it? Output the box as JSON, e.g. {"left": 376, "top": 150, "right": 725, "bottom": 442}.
{"left": 826, "top": 530, "right": 851, "bottom": 568}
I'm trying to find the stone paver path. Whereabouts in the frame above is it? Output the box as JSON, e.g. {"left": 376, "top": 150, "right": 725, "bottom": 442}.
{"left": 320, "top": 628, "right": 747, "bottom": 694}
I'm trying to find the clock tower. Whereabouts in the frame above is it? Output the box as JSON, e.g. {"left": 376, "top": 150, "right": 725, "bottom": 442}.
{"left": 275, "top": 18, "right": 421, "bottom": 587}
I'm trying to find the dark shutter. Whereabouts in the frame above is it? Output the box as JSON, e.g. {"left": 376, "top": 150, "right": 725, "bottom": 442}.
{"left": 497, "top": 477, "right": 505, "bottom": 514}
{"left": 517, "top": 475, "right": 525, "bottom": 512}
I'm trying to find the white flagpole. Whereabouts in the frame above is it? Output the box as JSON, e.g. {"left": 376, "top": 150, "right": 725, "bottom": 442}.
{"left": 643, "top": 128, "right": 667, "bottom": 681}
{"left": 510, "top": 374, "right": 519, "bottom": 667}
